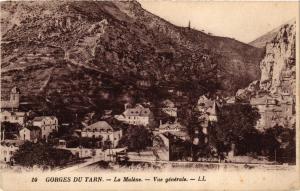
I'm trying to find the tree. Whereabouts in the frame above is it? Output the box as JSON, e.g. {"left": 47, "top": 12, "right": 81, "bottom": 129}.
{"left": 1, "top": 122, "right": 22, "bottom": 140}
{"left": 261, "top": 125, "right": 295, "bottom": 163}
{"left": 62, "top": 136, "right": 102, "bottom": 148}
{"left": 118, "top": 126, "right": 152, "bottom": 153}
{"left": 211, "top": 104, "right": 260, "bottom": 155}
{"left": 13, "top": 141, "right": 74, "bottom": 167}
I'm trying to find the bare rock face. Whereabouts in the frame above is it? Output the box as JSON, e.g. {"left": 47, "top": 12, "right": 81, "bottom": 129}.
{"left": 236, "top": 20, "right": 296, "bottom": 101}
{"left": 260, "top": 21, "right": 296, "bottom": 95}
{"left": 236, "top": 20, "right": 296, "bottom": 130}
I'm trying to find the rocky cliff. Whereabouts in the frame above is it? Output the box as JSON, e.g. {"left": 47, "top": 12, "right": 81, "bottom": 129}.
{"left": 236, "top": 20, "right": 296, "bottom": 129}
{"left": 259, "top": 21, "right": 296, "bottom": 95}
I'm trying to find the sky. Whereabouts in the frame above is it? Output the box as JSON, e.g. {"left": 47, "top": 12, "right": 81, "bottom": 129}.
{"left": 139, "top": 1, "right": 298, "bottom": 43}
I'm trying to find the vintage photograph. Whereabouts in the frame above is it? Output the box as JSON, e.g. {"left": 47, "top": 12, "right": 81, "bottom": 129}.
{"left": 0, "top": 1, "right": 298, "bottom": 188}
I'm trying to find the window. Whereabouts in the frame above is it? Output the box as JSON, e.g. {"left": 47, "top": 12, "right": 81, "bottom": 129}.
{"left": 9, "top": 151, "right": 13, "bottom": 155}
{"left": 15, "top": 116, "right": 18, "bottom": 120}
{"left": 4, "top": 116, "right": 7, "bottom": 120}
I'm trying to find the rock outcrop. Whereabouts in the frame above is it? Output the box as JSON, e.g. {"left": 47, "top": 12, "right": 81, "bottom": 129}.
{"left": 236, "top": 20, "right": 296, "bottom": 130}
{"left": 259, "top": 21, "right": 296, "bottom": 95}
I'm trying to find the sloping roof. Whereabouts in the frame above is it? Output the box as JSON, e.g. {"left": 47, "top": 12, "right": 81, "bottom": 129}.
{"left": 162, "top": 99, "right": 175, "bottom": 108}
{"left": 159, "top": 121, "right": 186, "bottom": 131}
{"left": 0, "top": 101, "right": 19, "bottom": 109}
{"left": 1, "top": 140, "right": 24, "bottom": 147}
{"left": 4, "top": 111, "right": 26, "bottom": 117}
{"left": 162, "top": 131, "right": 189, "bottom": 141}
{"left": 22, "top": 126, "right": 41, "bottom": 131}
{"left": 33, "top": 116, "right": 57, "bottom": 121}
{"left": 33, "top": 116, "right": 44, "bottom": 121}
{"left": 14, "top": 112, "right": 26, "bottom": 117}
{"left": 123, "top": 105, "right": 151, "bottom": 117}
{"left": 85, "top": 121, "right": 113, "bottom": 131}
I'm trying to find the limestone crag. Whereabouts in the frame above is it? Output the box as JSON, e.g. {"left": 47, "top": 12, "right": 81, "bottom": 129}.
{"left": 260, "top": 21, "right": 296, "bottom": 95}
{"left": 236, "top": 20, "right": 296, "bottom": 130}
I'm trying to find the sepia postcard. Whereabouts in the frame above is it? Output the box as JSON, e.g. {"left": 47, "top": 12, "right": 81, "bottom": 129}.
{"left": 0, "top": 1, "right": 299, "bottom": 190}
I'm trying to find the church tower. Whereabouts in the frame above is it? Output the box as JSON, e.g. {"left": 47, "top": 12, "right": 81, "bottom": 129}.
{"left": 10, "top": 86, "right": 20, "bottom": 109}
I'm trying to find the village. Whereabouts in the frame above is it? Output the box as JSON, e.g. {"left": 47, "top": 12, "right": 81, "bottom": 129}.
{"left": 0, "top": 84, "right": 295, "bottom": 171}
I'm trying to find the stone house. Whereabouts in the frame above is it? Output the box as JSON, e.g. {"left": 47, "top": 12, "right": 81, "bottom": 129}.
{"left": 114, "top": 104, "right": 153, "bottom": 126}
{"left": 0, "top": 111, "right": 27, "bottom": 126}
{"left": 32, "top": 116, "right": 58, "bottom": 140}
{"left": 19, "top": 126, "right": 41, "bottom": 142}
{"left": 161, "top": 99, "right": 177, "bottom": 117}
{"left": 81, "top": 121, "right": 122, "bottom": 148}
{"left": 0, "top": 140, "right": 24, "bottom": 163}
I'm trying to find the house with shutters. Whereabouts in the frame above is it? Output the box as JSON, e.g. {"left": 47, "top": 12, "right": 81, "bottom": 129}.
{"left": 32, "top": 116, "right": 58, "bottom": 140}
{"left": 114, "top": 104, "right": 153, "bottom": 126}
{"left": 81, "top": 121, "right": 122, "bottom": 148}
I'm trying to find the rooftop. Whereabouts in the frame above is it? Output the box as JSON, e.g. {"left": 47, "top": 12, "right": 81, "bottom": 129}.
{"left": 123, "top": 104, "right": 151, "bottom": 117}
{"left": 33, "top": 116, "right": 57, "bottom": 121}
{"left": 84, "top": 121, "right": 115, "bottom": 131}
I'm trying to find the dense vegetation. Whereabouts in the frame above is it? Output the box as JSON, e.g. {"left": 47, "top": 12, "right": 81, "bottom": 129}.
{"left": 118, "top": 126, "right": 153, "bottom": 152}
{"left": 13, "top": 141, "right": 74, "bottom": 167}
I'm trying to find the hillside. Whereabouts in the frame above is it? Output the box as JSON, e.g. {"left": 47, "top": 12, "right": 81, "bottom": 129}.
{"left": 1, "top": 1, "right": 264, "bottom": 120}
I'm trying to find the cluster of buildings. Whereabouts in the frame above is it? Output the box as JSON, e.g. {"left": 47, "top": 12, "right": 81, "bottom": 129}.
{"left": 0, "top": 87, "right": 58, "bottom": 163}
{"left": 1, "top": 86, "right": 222, "bottom": 164}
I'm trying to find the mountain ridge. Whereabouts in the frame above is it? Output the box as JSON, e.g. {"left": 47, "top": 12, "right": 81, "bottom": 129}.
{"left": 1, "top": 1, "right": 264, "bottom": 119}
